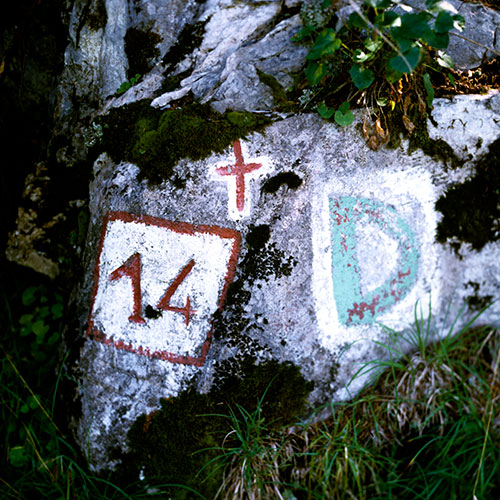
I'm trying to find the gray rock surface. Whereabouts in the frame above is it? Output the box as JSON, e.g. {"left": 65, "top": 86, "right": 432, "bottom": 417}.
{"left": 75, "top": 91, "right": 500, "bottom": 471}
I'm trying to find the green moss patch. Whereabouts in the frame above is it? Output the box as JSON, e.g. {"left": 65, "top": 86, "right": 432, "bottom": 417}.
{"left": 99, "top": 100, "right": 271, "bottom": 185}
{"left": 124, "top": 27, "right": 161, "bottom": 79}
{"left": 122, "top": 360, "right": 312, "bottom": 498}
{"left": 436, "top": 138, "right": 500, "bottom": 253}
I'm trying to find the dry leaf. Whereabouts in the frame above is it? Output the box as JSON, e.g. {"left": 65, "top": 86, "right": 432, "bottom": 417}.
{"left": 402, "top": 114, "right": 415, "bottom": 134}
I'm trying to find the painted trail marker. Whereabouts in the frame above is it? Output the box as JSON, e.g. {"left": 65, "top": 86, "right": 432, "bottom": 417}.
{"left": 329, "top": 196, "right": 419, "bottom": 326}
{"left": 213, "top": 139, "right": 273, "bottom": 220}
{"left": 87, "top": 211, "right": 241, "bottom": 366}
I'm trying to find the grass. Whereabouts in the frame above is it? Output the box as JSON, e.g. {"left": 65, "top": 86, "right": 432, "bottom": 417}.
{"left": 1, "top": 272, "right": 499, "bottom": 499}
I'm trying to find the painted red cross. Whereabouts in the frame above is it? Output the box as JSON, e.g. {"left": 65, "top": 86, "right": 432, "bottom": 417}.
{"left": 216, "top": 140, "right": 263, "bottom": 212}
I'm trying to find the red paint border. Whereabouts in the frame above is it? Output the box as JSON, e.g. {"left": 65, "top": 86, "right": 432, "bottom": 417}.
{"left": 86, "top": 211, "right": 241, "bottom": 367}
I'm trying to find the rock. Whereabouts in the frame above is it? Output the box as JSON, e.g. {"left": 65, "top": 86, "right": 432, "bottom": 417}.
{"left": 72, "top": 91, "right": 500, "bottom": 471}
{"left": 9, "top": 0, "right": 499, "bottom": 479}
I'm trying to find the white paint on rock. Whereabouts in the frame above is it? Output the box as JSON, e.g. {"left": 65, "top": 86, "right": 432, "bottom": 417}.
{"left": 208, "top": 140, "right": 274, "bottom": 221}
{"left": 311, "top": 165, "right": 439, "bottom": 353}
{"left": 91, "top": 218, "right": 236, "bottom": 358}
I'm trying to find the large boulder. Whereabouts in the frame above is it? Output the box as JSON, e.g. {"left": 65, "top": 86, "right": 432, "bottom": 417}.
{"left": 6, "top": 0, "right": 500, "bottom": 475}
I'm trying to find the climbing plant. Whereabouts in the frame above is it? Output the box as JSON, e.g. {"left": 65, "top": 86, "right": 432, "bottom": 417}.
{"left": 294, "top": 0, "right": 464, "bottom": 142}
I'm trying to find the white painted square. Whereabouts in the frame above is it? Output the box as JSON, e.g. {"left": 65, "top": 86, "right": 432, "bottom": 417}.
{"left": 87, "top": 212, "right": 241, "bottom": 366}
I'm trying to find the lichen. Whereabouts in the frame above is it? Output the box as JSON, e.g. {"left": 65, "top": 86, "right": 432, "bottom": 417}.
{"left": 435, "top": 137, "right": 500, "bottom": 254}
{"left": 124, "top": 27, "right": 162, "bottom": 79}
{"left": 99, "top": 100, "right": 271, "bottom": 185}
{"left": 262, "top": 171, "right": 303, "bottom": 193}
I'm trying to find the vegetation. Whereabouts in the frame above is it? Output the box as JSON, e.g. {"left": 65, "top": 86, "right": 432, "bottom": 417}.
{"left": 2, "top": 278, "right": 498, "bottom": 498}
{"left": 293, "top": 0, "right": 466, "bottom": 146}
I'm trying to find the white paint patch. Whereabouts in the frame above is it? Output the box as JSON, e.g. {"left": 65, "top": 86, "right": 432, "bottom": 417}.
{"left": 90, "top": 216, "right": 238, "bottom": 361}
{"left": 311, "top": 165, "right": 439, "bottom": 353}
{"left": 209, "top": 140, "right": 274, "bottom": 221}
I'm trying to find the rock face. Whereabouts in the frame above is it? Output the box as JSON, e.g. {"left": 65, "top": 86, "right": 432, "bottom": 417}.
{"left": 77, "top": 90, "right": 500, "bottom": 471}
{"left": 7, "top": 0, "right": 500, "bottom": 475}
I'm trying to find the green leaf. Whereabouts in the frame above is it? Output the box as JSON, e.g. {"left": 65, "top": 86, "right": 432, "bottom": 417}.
{"left": 397, "top": 13, "right": 433, "bottom": 40}
{"left": 317, "top": 102, "right": 334, "bottom": 119}
{"left": 348, "top": 12, "right": 368, "bottom": 30}
{"left": 20, "top": 325, "right": 32, "bottom": 337}
{"left": 51, "top": 303, "right": 63, "bottom": 319}
{"left": 305, "top": 61, "right": 328, "bottom": 86}
{"left": 47, "top": 332, "right": 60, "bottom": 345}
{"left": 423, "top": 73, "right": 434, "bottom": 107}
{"left": 434, "top": 11, "right": 454, "bottom": 33}
{"left": 307, "top": 29, "right": 340, "bottom": 60}
{"left": 376, "top": 97, "right": 389, "bottom": 106}
{"left": 448, "top": 72, "right": 456, "bottom": 88}
{"left": 20, "top": 403, "right": 30, "bottom": 414}
{"left": 19, "top": 314, "right": 33, "bottom": 326}
{"left": 389, "top": 46, "right": 421, "bottom": 74}
{"left": 32, "top": 320, "right": 49, "bottom": 339}
{"left": 335, "top": 109, "right": 354, "bottom": 127}
{"left": 9, "top": 446, "right": 29, "bottom": 467}
{"left": 424, "top": 30, "right": 449, "bottom": 49}
{"left": 374, "top": 11, "right": 400, "bottom": 28}
{"left": 364, "top": 38, "right": 383, "bottom": 54}
{"left": 339, "top": 101, "right": 350, "bottom": 114}
{"left": 28, "top": 395, "right": 39, "bottom": 410}
{"left": 22, "top": 287, "right": 38, "bottom": 306}
{"left": 349, "top": 65, "right": 374, "bottom": 90}
{"left": 385, "top": 65, "right": 403, "bottom": 84}
{"left": 39, "top": 306, "right": 50, "bottom": 318}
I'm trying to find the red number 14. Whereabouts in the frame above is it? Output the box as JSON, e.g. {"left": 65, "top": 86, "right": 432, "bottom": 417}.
{"left": 109, "top": 253, "right": 196, "bottom": 325}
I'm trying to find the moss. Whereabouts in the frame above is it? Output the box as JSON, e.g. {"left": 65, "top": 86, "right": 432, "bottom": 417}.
{"left": 100, "top": 100, "right": 271, "bottom": 185}
{"left": 435, "top": 138, "right": 500, "bottom": 254}
{"left": 385, "top": 107, "right": 462, "bottom": 169}
{"left": 124, "top": 27, "right": 162, "bottom": 79}
{"left": 121, "top": 360, "right": 312, "bottom": 498}
{"left": 162, "top": 20, "right": 208, "bottom": 68}
{"left": 256, "top": 69, "right": 296, "bottom": 110}
{"left": 86, "top": 0, "right": 107, "bottom": 31}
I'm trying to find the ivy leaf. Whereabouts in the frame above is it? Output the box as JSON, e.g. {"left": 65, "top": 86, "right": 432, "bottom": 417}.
{"left": 423, "top": 73, "right": 434, "bottom": 107}
{"left": 317, "top": 102, "right": 334, "bottom": 119}
{"left": 306, "top": 29, "right": 340, "bottom": 60}
{"left": 305, "top": 61, "right": 328, "bottom": 86}
{"left": 434, "top": 11, "right": 454, "bottom": 33}
{"left": 349, "top": 65, "right": 374, "bottom": 90}
{"left": 389, "top": 46, "right": 421, "bottom": 74}
{"left": 19, "top": 314, "right": 33, "bottom": 326}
